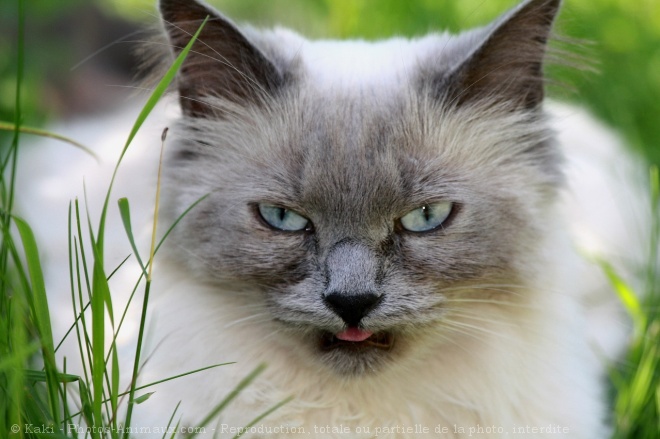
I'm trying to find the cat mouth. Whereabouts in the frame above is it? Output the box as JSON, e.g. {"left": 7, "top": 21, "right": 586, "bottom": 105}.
{"left": 319, "top": 328, "right": 394, "bottom": 351}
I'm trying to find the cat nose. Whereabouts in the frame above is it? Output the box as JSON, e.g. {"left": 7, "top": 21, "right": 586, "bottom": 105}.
{"left": 324, "top": 291, "right": 382, "bottom": 327}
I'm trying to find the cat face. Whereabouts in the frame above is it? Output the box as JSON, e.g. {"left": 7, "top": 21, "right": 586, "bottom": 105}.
{"left": 159, "top": 0, "right": 562, "bottom": 375}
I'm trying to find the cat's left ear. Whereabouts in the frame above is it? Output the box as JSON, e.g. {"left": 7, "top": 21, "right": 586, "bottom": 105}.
{"left": 428, "top": 0, "right": 561, "bottom": 110}
{"left": 159, "top": 0, "right": 285, "bottom": 118}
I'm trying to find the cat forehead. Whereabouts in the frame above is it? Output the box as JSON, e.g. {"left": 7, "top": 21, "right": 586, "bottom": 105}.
{"left": 249, "top": 27, "right": 482, "bottom": 91}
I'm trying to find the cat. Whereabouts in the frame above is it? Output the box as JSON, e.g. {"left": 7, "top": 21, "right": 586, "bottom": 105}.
{"left": 19, "top": 0, "right": 651, "bottom": 437}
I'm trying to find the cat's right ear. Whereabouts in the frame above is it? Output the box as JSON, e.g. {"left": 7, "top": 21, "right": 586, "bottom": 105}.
{"left": 424, "top": 0, "right": 561, "bottom": 110}
{"left": 159, "top": 0, "right": 285, "bottom": 118}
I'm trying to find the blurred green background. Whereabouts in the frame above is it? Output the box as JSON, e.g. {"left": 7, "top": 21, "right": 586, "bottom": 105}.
{"left": 1, "top": 0, "right": 659, "bottom": 164}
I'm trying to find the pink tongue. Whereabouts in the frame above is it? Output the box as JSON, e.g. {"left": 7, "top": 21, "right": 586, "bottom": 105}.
{"left": 335, "top": 327, "right": 373, "bottom": 342}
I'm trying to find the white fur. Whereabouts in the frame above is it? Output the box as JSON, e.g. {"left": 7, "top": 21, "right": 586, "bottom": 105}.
{"left": 17, "top": 37, "right": 648, "bottom": 438}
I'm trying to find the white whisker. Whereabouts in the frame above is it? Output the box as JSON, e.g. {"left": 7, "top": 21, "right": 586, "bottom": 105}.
{"left": 442, "top": 318, "right": 518, "bottom": 344}
{"left": 223, "top": 312, "right": 271, "bottom": 329}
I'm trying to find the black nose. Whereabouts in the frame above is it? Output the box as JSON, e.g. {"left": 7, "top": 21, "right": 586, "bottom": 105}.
{"left": 324, "top": 292, "right": 382, "bottom": 327}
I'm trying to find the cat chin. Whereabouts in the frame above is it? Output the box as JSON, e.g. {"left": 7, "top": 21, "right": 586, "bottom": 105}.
{"left": 315, "top": 330, "right": 396, "bottom": 375}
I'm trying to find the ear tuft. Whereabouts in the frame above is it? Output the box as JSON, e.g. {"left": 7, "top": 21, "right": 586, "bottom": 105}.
{"left": 434, "top": 0, "right": 561, "bottom": 110}
{"left": 159, "top": 0, "right": 284, "bottom": 117}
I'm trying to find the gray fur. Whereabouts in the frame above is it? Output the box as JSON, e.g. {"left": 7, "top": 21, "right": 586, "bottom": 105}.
{"left": 158, "top": 0, "right": 562, "bottom": 375}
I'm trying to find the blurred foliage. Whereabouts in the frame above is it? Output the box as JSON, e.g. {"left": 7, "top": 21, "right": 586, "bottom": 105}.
{"left": 1, "top": 0, "right": 139, "bottom": 126}
{"left": 1, "top": 0, "right": 659, "bottom": 163}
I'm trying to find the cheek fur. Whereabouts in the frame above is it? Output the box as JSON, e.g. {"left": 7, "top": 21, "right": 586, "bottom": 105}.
{"left": 399, "top": 204, "right": 528, "bottom": 284}
{"left": 223, "top": 236, "right": 314, "bottom": 285}
{"left": 176, "top": 199, "right": 315, "bottom": 286}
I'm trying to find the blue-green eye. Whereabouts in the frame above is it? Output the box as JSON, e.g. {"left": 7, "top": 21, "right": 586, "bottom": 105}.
{"left": 257, "top": 204, "right": 310, "bottom": 231}
{"left": 400, "top": 202, "right": 453, "bottom": 232}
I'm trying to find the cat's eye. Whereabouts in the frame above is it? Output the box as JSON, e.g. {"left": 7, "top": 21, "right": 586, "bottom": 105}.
{"left": 400, "top": 202, "right": 453, "bottom": 232}
{"left": 257, "top": 204, "right": 310, "bottom": 232}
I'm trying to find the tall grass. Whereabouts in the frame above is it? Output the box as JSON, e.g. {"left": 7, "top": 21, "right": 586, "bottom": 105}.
{"left": 1, "top": 9, "right": 285, "bottom": 439}
{"left": 609, "top": 167, "right": 660, "bottom": 439}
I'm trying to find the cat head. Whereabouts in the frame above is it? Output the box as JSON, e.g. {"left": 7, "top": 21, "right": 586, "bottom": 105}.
{"left": 158, "top": 0, "right": 563, "bottom": 375}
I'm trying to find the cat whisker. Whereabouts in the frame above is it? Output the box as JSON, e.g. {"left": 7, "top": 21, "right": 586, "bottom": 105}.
{"left": 433, "top": 322, "right": 569, "bottom": 367}
{"left": 441, "top": 308, "right": 566, "bottom": 348}
{"left": 443, "top": 310, "right": 520, "bottom": 328}
{"left": 439, "top": 282, "right": 573, "bottom": 299}
{"left": 443, "top": 298, "right": 542, "bottom": 310}
{"left": 71, "top": 30, "right": 151, "bottom": 72}
{"left": 438, "top": 283, "right": 530, "bottom": 294}
{"left": 261, "top": 327, "right": 287, "bottom": 344}
{"left": 223, "top": 312, "right": 271, "bottom": 329}
{"left": 428, "top": 330, "right": 478, "bottom": 358}
{"left": 441, "top": 318, "right": 519, "bottom": 344}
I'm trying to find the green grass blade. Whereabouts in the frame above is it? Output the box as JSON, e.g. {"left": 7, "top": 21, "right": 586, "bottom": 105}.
{"left": 13, "top": 217, "right": 50, "bottom": 335}
{"left": 78, "top": 380, "right": 95, "bottom": 427}
{"left": 0, "top": 0, "right": 25, "bottom": 414}
{"left": 87, "top": 223, "right": 112, "bottom": 436}
{"left": 162, "top": 401, "right": 182, "bottom": 439}
{"left": 0, "top": 342, "right": 38, "bottom": 372}
{"left": 118, "top": 197, "right": 147, "bottom": 276}
{"left": 73, "top": 234, "right": 93, "bottom": 385}
{"left": 53, "top": 300, "right": 90, "bottom": 354}
{"left": 84, "top": 190, "right": 114, "bottom": 325}
{"left": 155, "top": 194, "right": 209, "bottom": 254}
{"left": 189, "top": 363, "right": 267, "bottom": 439}
{"left": 232, "top": 396, "right": 294, "bottom": 439}
{"left": 107, "top": 254, "right": 131, "bottom": 280}
{"left": 90, "top": 258, "right": 109, "bottom": 435}
{"left": 147, "top": 128, "right": 167, "bottom": 282}
{"left": 656, "top": 385, "right": 660, "bottom": 431}
{"left": 84, "top": 192, "right": 120, "bottom": 429}
{"left": 2, "top": 13, "right": 24, "bottom": 437}
{"left": 121, "top": 280, "right": 152, "bottom": 439}
{"left": 118, "top": 18, "right": 207, "bottom": 166}
{"left": 127, "top": 362, "right": 235, "bottom": 395}
{"left": 611, "top": 166, "right": 660, "bottom": 439}
{"left": 2, "top": 288, "right": 30, "bottom": 436}
{"left": 25, "top": 370, "right": 80, "bottom": 383}
{"left": 111, "top": 343, "right": 120, "bottom": 430}
{"left": 59, "top": 358, "right": 74, "bottom": 439}
{"left": 64, "top": 363, "right": 233, "bottom": 421}
{"left": 121, "top": 18, "right": 208, "bottom": 437}
{"left": 95, "top": 14, "right": 210, "bottom": 258}
{"left": 1, "top": 0, "right": 23, "bottom": 211}
{"left": 13, "top": 215, "right": 61, "bottom": 425}
{"left": 628, "top": 340, "right": 657, "bottom": 414}
{"left": 600, "top": 261, "right": 645, "bottom": 334}
{"left": 74, "top": 199, "right": 93, "bottom": 299}
{"left": 103, "top": 194, "right": 208, "bottom": 367}
{"left": 615, "top": 325, "right": 660, "bottom": 437}
{"left": 646, "top": 166, "right": 659, "bottom": 303}
{"left": 169, "top": 420, "right": 183, "bottom": 439}
{"left": 0, "top": 121, "right": 98, "bottom": 160}
{"left": 131, "top": 392, "right": 155, "bottom": 405}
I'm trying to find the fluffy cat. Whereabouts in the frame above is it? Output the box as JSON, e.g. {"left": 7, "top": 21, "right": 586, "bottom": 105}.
{"left": 19, "top": 0, "right": 651, "bottom": 437}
